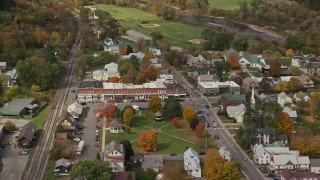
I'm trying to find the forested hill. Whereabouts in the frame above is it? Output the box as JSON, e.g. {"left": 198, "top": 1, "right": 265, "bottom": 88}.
{"left": 0, "top": 0, "right": 77, "bottom": 104}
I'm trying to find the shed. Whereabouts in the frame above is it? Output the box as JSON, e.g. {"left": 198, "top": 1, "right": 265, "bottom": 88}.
{"left": 0, "top": 98, "right": 37, "bottom": 117}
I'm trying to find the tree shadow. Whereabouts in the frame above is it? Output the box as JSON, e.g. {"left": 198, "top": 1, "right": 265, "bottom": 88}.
{"left": 157, "top": 143, "right": 170, "bottom": 151}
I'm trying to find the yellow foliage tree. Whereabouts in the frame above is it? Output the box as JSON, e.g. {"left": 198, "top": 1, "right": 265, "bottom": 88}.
{"left": 227, "top": 53, "right": 240, "bottom": 70}
{"left": 286, "top": 49, "right": 294, "bottom": 57}
{"left": 274, "top": 81, "right": 288, "bottom": 92}
{"left": 291, "top": 137, "right": 314, "bottom": 155}
{"left": 222, "top": 162, "right": 241, "bottom": 180}
{"left": 203, "top": 149, "right": 225, "bottom": 179}
{"left": 138, "top": 130, "right": 157, "bottom": 152}
{"left": 183, "top": 106, "right": 196, "bottom": 123}
{"left": 310, "top": 92, "right": 320, "bottom": 120}
{"left": 276, "top": 112, "right": 294, "bottom": 135}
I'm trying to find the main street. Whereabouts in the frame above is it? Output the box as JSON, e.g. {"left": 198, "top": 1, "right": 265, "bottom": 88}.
{"left": 172, "top": 68, "right": 266, "bottom": 180}
{"left": 23, "top": 10, "right": 81, "bottom": 180}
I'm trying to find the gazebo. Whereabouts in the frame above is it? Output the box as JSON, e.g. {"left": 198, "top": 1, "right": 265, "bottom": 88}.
{"left": 154, "top": 111, "right": 162, "bottom": 122}
{"left": 109, "top": 119, "right": 123, "bottom": 133}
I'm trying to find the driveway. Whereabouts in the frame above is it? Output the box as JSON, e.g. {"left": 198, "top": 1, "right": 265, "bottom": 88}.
{"left": 0, "top": 145, "right": 28, "bottom": 180}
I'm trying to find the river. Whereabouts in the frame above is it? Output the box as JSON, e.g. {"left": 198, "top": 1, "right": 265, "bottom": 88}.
{"left": 181, "top": 14, "right": 286, "bottom": 42}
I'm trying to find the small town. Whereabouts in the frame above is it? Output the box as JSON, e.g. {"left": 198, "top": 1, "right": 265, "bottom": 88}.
{"left": 0, "top": 0, "right": 320, "bottom": 180}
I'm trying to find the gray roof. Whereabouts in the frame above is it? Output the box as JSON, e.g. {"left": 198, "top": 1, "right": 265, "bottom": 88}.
{"left": 18, "top": 122, "right": 36, "bottom": 141}
{"left": 310, "top": 159, "right": 320, "bottom": 167}
{"left": 109, "top": 119, "right": 122, "bottom": 128}
{"left": 55, "top": 158, "right": 70, "bottom": 168}
{"left": 276, "top": 134, "right": 288, "bottom": 141}
{"left": 105, "top": 141, "right": 124, "bottom": 155}
{"left": 142, "top": 155, "right": 164, "bottom": 169}
{"left": 155, "top": 111, "right": 162, "bottom": 116}
{"left": 0, "top": 98, "right": 36, "bottom": 116}
{"left": 79, "top": 81, "right": 103, "bottom": 88}
{"left": 256, "top": 128, "right": 276, "bottom": 136}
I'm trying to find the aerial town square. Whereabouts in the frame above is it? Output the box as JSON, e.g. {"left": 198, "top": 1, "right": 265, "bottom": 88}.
{"left": 0, "top": 0, "right": 320, "bottom": 180}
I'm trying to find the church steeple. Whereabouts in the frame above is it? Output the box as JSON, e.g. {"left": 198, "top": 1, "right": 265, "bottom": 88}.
{"left": 251, "top": 86, "right": 255, "bottom": 109}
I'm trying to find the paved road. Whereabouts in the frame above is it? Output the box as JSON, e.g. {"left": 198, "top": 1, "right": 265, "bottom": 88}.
{"left": 0, "top": 145, "right": 28, "bottom": 180}
{"left": 172, "top": 68, "right": 266, "bottom": 180}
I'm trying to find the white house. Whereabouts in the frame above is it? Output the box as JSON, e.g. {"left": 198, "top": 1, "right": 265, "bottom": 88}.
{"left": 184, "top": 148, "right": 201, "bottom": 178}
{"left": 310, "top": 159, "right": 320, "bottom": 174}
{"left": 269, "top": 154, "right": 310, "bottom": 174}
{"left": 187, "top": 54, "right": 206, "bottom": 67}
{"left": 149, "top": 47, "right": 161, "bottom": 56}
{"left": 226, "top": 104, "right": 246, "bottom": 123}
{"left": 293, "top": 91, "right": 311, "bottom": 102}
{"left": 277, "top": 92, "right": 293, "bottom": 107}
{"left": 238, "top": 55, "right": 263, "bottom": 69}
{"left": 255, "top": 128, "right": 276, "bottom": 145}
{"left": 67, "top": 103, "right": 83, "bottom": 118}
{"left": 5, "top": 68, "right": 18, "bottom": 87}
{"left": 121, "top": 52, "right": 145, "bottom": 60}
{"left": 93, "top": 62, "right": 120, "bottom": 81}
{"left": 253, "top": 145, "right": 290, "bottom": 165}
{"left": 104, "top": 141, "right": 125, "bottom": 172}
{"left": 219, "top": 147, "right": 231, "bottom": 162}
{"left": 282, "top": 107, "right": 298, "bottom": 123}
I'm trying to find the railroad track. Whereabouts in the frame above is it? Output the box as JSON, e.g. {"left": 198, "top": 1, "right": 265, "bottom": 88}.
{"left": 23, "top": 11, "right": 81, "bottom": 180}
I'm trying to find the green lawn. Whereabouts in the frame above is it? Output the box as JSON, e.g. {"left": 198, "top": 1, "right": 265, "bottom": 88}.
{"left": 93, "top": 4, "right": 203, "bottom": 47}
{"left": 43, "top": 160, "right": 70, "bottom": 180}
{"left": 31, "top": 103, "right": 52, "bottom": 130}
{"left": 208, "top": 0, "right": 252, "bottom": 10}
{"left": 106, "top": 111, "right": 215, "bottom": 154}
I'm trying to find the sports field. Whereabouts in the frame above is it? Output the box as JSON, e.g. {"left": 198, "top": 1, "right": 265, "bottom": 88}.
{"left": 93, "top": 4, "right": 203, "bottom": 47}
{"left": 208, "top": 0, "right": 252, "bottom": 10}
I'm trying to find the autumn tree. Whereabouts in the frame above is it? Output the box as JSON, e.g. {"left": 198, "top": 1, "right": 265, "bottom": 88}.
{"left": 135, "top": 73, "right": 147, "bottom": 84}
{"left": 222, "top": 162, "right": 241, "bottom": 180}
{"left": 203, "top": 149, "right": 225, "bottom": 179}
{"left": 49, "top": 140, "right": 76, "bottom": 160}
{"left": 162, "top": 161, "right": 185, "bottom": 180}
{"left": 140, "top": 58, "right": 151, "bottom": 73}
{"left": 291, "top": 137, "right": 314, "bottom": 155}
{"left": 172, "top": 117, "right": 182, "bottom": 128}
{"left": 287, "top": 77, "right": 301, "bottom": 93}
{"left": 135, "top": 39, "right": 144, "bottom": 52}
{"left": 276, "top": 112, "right": 294, "bottom": 135}
{"left": 119, "top": 46, "right": 127, "bottom": 55}
{"left": 143, "top": 51, "right": 155, "bottom": 60}
{"left": 108, "top": 77, "right": 120, "bottom": 83}
{"left": 190, "top": 118, "right": 199, "bottom": 131}
{"left": 138, "top": 130, "right": 157, "bottom": 152}
{"left": 183, "top": 106, "right": 196, "bottom": 123}
{"left": 121, "top": 75, "right": 129, "bottom": 83}
{"left": 123, "top": 108, "right": 135, "bottom": 126}
{"left": 269, "top": 59, "right": 281, "bottom": 77}
{"left": 195, "top": 123, "right": 204, "bottom": 137}
{"left": 310, "top": 92, "right": 320, "bottom": 120}
{"left": 274, "top": 81, "right": 288, "bottom": 92}
{"left": 227, "top": 53, "right": 240, "bottom": 70}
{"left": 148, "top": 96, "right": 162, "bottom": 113}
{"left": 286, "top": 49, "right": 294, "bottom": 57}
{"left": 146, "top": 65, "right": 159, "bottom": 81}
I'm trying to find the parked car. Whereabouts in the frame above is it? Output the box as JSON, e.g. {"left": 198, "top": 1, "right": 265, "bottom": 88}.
{"left": 83, "top": 106, "right": 89, "bottom": 110}
{"left": 80, "top": 102, "right": 86, "bottom": 105}
{"left": 19, "top": 150, "right": 28, "bottom": 155}
{"left": 205, "top": 105, "right": 210, "bottom": 109}
{"left": 95, "top": 137, "right": 99, "bottom": 141}
{"left": 73, "top": 137, "right": 81, "bottom": 142}
{"left": 96, "top": 129, "right": 99, "bottom": 133}
{"left": 96, "top": 125, "right": 99, "bottom": 129}
{"left": 170, "top": 153, "right": 177, "bottom": 156}
{"left": 198, "top": 152, "right": 206, "bottom": 155}
{"left": 213, "top": 107, "right": 220, "bottom": 110}
{"left": 75, "top": 130, "right": 84, "bottom": 134}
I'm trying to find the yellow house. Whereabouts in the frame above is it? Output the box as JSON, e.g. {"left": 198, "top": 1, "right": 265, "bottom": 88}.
{"left": 60, "top": 113, "right": 75, "bottom": 130}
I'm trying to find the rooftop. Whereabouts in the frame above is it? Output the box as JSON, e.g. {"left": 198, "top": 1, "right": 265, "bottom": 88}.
{"left": 79, "top": 81, "right": 103, "bottom": 88}
{"left": 0, "top": 98, "right": 36, "bottom": 116}
{"left": 198, "top": 81, "right": 240, "bottom": 89}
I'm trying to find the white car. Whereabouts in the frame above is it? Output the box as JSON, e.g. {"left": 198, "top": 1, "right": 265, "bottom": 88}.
{"left": 132, "top": 105, "right": 140, "bottom": 111}
{"left": 213, "top": 107, "right": 220, "bottom": 110}
{"left": 73, "top": 137, "right": 81, "bottom": 142}
{"left": 96, "top": 129, "right": 99, "bottom": 133}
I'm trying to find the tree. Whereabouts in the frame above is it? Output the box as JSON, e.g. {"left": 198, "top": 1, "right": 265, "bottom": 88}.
{"left": 183, "top": 106, "right": 196, "bottom": 123}
{"left": 172, "top": 117, "right": 182, "bottom": 128}
{"left": 269, "top": 59, "right": 281, "bottom": 77}
{"left": 195, "top": 123, "right": 204, "bottom": 137}
{"left": 286, "top": 49, "right": 294, "bottom": 57}
{"left": 213, "top": 32, "right": 234, "bottom": 51}
{"left": 222, "top": 162, "right": 241, "bottom": 180}
{"left": 203, "top": 149, "right": 224, "bottom": 179}
{"left": 123, "top": 108, "right": 135, "bottom": 126}
{"left": 189, "top": 118, "right": 199, "bottom": 131}
{"left": 232, "top": 37, "right": 249, "bottom": 51}
{"left": 162, "top": 161, "right": 185, "bottom": 180}
{"left": 119, "top": 46, "right": 127, "bottom": 55}
{"left": 135, "top": 39, "right": 144, "bottom": 52}
{"left": 70, "top": 159, "right": 113, "bottom": 180}
{"left": 5, "top": 85, "right": 19, "bottom": 101}
{"left": 161, "top": 6, "right": 176, "bottom": 20}
{"left": 143, "top": 51, "right": 155, "bottom": 60}
{"left": 151, "top": 31, "right": 163, "bottom": 45}
{"left": 310, "top": 92, "right": 320, "bottom": 120}
{"left": 161, "top": 98, "right": 182, "bottom": 120}
{"left": 289, "top": 67, "right": 302, "bottom": 76}
{"left": 138, "top": 130, "right": 157, "bottom": 152}
{"left": 143, "top": 169, "right": 156, "bottom": 180}
{"left": 227, "top": 53, "right": 240, "bottom": 70}
{"left": 120, "top": 139, "right": 134, "bottom": 161}
{"left": 148, "top": 96, "right": 162, "bottom": 113}
{"left": 121, "top": 75, "right": 129, "bottom": 83}
{"left": 140, "top": 57, "right": 151, "bottom": 73}
{"left": 146, "top": 65, "right": 159, "bottom": 81}
{"left": 259, "top": 77, "right": 273, "bottom": 93}
{"left": 287, "top": 77, "right": 301, "bottom": 93}
{"left": 3, "top": 121, "right": 16, "bottom": 134}
{"left": 276, "top": 112, "right": 294, "bottom": 135}
{"left": 164, "top": 50, "right": 181, "bottom": 67}
{"left": 274, "top": 81, "right": 288, "bottom": 92}
{"left": 31, "top": 84, "right": 41, "bottom": 92}
{"left": 108, "top": 77, "right": 120, "bottom": 83}
{"left": 55, "top": 124, "right": 65, "bottom": 133}
{"left": 135, "top": 73, "right": 146, "bottom": 84}
{"left": 49, "top": 140, "right": 76, "bottom": 160}
{"left": 286, "top": 34, "right": 306, "bottom": 51}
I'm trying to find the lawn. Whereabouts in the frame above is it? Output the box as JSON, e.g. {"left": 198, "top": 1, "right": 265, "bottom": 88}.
{"left": 43, "top": 160, "right": 70, "bottom": 180}
{"left": 93, "top": 4, "right": 203, "bottom": 47}
{"left": 106, "top": 110, "right": 215, "bottom": 154}
{"left": 31, "top": 103, "right": 52, "bottom": 130}
{"left": 208, "top": 0, "right": 252, "bottom": 10}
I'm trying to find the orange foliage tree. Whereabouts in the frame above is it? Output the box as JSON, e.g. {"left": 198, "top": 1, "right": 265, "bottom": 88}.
{"left": 34, "top": 28, "right": 47, "bottom": 46}
{"left": 146, "top": 65, "right": 159, "bottom": 81}
{"left": 183, "top": 106, "right": 196, "bottom": 123}
{"left": 119, "top": 46, "right": 127, "bottom": 55}
{"left": 310, "top": 92, "right": 320, "bottom": 120}
{"left": 172, "top": 117, "right": 182, "bottom": 128}
{"left": 138, "top": 130, "right": 157, "bottom": 152}
{"left": 269, "top": 59, "right": 281, "bottom": 77}
{"left": 276, "top": 112, "right": 294, "bottom": 135}
{"left": 96, "top": 102, "right": 116, "bottom": 120}
{"left": 148, "top": 96, "right": 162, "bottom": 113}
{"left": 108, "top": 76, "right": 120, "bottom": 83}
{"left": 135, "top": 39, "right": 144, "bottom": 52}
{"left": 203, "top": 149, "right": 225, "bottom": 179}
{"left": 227, "top": 53, "right": 240, "bottom": 70}
{"left": 143, "top": 51, "right": 155, "bottom": 60}
{"left": 195, "top": 123, "right": 204, "bottom": 137}
{"left": 291, "top": 137, "right": 314, "bottom": 155}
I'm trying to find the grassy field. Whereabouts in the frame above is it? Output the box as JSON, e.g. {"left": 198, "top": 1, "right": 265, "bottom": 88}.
{"left": 31, "top": 103, "right": 52, "bottom": 130}
{"left": 93, "top": 4, "right": 203, "bottom": 47}
{"left": 208, "top": 0, "right": 252, "bottom": 10}
{"left": 106, "top": 111, "right": 215, "bottom": 154}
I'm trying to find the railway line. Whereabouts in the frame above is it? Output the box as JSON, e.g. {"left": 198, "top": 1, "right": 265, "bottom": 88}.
{"left": 23, "top": 11, "right": 81, "bottom": 180}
